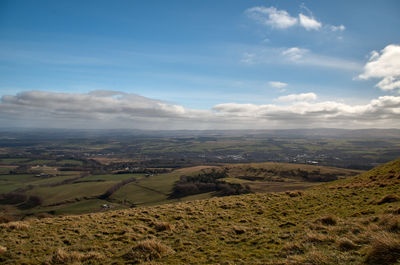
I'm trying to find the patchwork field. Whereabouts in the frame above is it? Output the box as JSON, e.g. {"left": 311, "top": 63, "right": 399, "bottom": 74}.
{"left": 0, "top": 158, "right": 399, "bottom": 264}
{"left": 0, "top": 158, "right": 360, "bottom": 218}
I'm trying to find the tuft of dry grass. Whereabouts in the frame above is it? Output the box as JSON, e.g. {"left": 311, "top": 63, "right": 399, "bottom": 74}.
{"left": 0, "top": 245, "right": 6, "bottom": 256}
{"left": 392, "top": 207, "right": 400, "bottom": 215}
{"left": 303, "top": 232, "right": 335, "bottom": 243}
{"left": 0, "top": 221, "right": 29, "bottom": 230}
{"left": 281, "top": 242, "right": 305, "bottom": 256}
{"left": 286, "top": 191, "right": 303, "bottom": 197}
{"left": 232, "top": 225, "right": 246, "bottom": 235}
{"left": 316, "top": 215, "right": 338, "bottom": 226}
{"left": 378, "top": 214, "right": 400, "bottom": 233}
{"left": 290, "top": 250, "right": 334, "bottom": 265}
{"left": 377, "top": 194, "right": 400, "bottom": 205}
{"left": 364, "top": 233, "right": 400, "bottom": 265}
{"left": 46, "top": 249, "right": 103, "bottom": 264}
{"left": 123, "top": 239, "right": 174, "bottom": 263}
{"left": 337, "top": 237, "right": 359, "bottom": 251}
{"left": 48, "top": 249, "right": 82, "bottom": 264}
{"left": 153, "top": 221, "right": 173, "bottom": 232}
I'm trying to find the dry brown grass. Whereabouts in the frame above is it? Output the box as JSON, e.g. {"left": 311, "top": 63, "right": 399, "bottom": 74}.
{"left": 153, "top": 221, "right": 173, "bottom": 232}
{"left": 286, "top": 191, "right": 303, "bottom": 197}
{"left": 289, "top": 250, "right": 334, "bottom": 265}
{"left": 0, "top": 221, "right": 29, "bottom": 230}
{"left": 303, "top": 231, "right": 335, "bottom": 243}
{"left": 316, "top": 215, "right": 338, "bottom": 226}
{"left": 365, "top": 233, "right": 400, "bottom": 265}
{"left": 123, "top": 239, "right": 174, "bottom": 263}
{"left": 378, "top": 214, "right": 400, "bottom": 233}
{"left": 281, "top": 242, "right": 305, "bottom": 256}
{"left": 0, "top": 245, "right": 6, "bottom": 256}
{"left": 377, "top": 194, "right": 400, "bottom": 205}
{"left": 337, "top": 237, "right": 359, "bottom": 251}
{"left": 46, "top": 249, "right": 103, "bottom": 264}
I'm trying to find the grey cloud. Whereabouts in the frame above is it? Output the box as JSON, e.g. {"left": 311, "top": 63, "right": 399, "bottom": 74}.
{"left": 1, "top": 91, "right": 400, "bottom": 130}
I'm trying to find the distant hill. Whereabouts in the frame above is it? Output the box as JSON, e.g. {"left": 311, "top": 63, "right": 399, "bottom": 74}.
{"left": 0, "top": 158, "right": 399, "bottom": 264}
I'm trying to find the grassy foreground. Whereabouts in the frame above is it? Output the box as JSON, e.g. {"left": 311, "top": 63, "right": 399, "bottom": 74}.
{"left": 0, "top": 159, "right": 399, "bottom": 264}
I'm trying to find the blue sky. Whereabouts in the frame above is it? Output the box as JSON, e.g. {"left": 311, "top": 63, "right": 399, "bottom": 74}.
{"left": 0, "top": 0, "right": 400, "bottom": 129}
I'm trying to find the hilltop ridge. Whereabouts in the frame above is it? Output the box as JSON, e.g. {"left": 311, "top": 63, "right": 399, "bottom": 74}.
{"left": 0, "top": 158, "right": 400, "bottom": 264}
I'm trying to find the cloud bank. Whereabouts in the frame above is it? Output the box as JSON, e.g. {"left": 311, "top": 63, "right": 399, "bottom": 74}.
{"left": 1, "top": 90, "right": 400, "bottom": 130}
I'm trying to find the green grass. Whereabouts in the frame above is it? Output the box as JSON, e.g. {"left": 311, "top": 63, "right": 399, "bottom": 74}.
{"left": 111, "top": 182, "right": 168, "bottom": 206}
{"left": 55, "top": 160, "right": 83, "bottom": 166}
{"left": 0, "top": 167, "right": 14, "bottom": 174}
{"left": 27, "top": 181, "right": 118, "bottom": 205}
{"left": 0, "top": 158, "right": 399, "bottom": 264}
{"left": 0, "top": 174, "right": 36, "bottom": 182}
{"left": 44, "top": 199, "right": 128, "bottom": 215}
{"left": 110, "top": 172, "right": 182, "bottom": 206}
{"left": 28, "top": 175, "right": 81, "bottom": 186}
{"left": 136, "top": 173, "right": 181, "bottom": 194}
{"left": 27, "top": 160, "right": 54, "bottom": 165}
{"left": 0, "top": 182, "right": 25, "bottom": 194}
{"left": 0, "top": 158, "right": 29, "bottom": 164}
{"left": 78, "top": 173, "right": 143, "bottom": 182}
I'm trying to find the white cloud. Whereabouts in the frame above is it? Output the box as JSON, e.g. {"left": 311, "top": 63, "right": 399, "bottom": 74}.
{"left": 1, "top": 90, "right": 400, "bottom": 129}
{"left": 269, "top": 81, "right": 288, "bottom": 89}
{"left": 282, "top": 47, "right": 309, "bottom": 61}
{"left": 298, "top": 14, "right": 322, "bottom": 31}
{"left": 330, "top": 24, "right": 346, "bottom": 31}
{"left": 358, "top": 44, "right": 400, "bottom": 91}
{"left": 276, "top": 93, "right": 317, "bottom": 102}
{"left": 245, "top": 5, "right": 345, "bottom": 35}
{"left": 240, "top": 46, "right": 361, "bottom": 71}
{"left": 245, "top": 6, "right": 298, "bottom": 29}
{"left": 213, "top": 95, "right": 400, "bottom": 128}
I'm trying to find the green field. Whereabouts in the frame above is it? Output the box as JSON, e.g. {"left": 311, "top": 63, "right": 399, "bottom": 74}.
{"left": 56, "top": 160, "right": 83, "bottom": 166}
{"left": 1, "top": 158, "right": 399, "bottom": 264}
{"left": 78, "top": 173, "right": 142, "bottom": 182}
{"left": 27, "top": 181, "right": 119, "bottom": 205}
{"left": 110, "top": 172, "right": 181, "bottom": 206}
{"left": 43, "top": 199, "right": 128, "bottom": 215}
{"left": 0, "top": 159, "right": 363, "bottom": 217}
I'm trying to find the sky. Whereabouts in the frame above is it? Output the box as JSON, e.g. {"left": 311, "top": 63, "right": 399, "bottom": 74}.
{"left": 0, "top": 0, "right": 400, "bottom": 129}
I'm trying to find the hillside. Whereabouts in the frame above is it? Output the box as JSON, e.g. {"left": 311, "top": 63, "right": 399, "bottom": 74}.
{"left": 0, "top": 159, "right": 399, "bottom": 264}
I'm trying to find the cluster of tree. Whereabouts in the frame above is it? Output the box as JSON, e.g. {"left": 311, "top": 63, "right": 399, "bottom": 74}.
{"left": 0, "top": 192, "right": 43, "bottom": 209}
{"left": 114, "top": 166, "right": 170, "bottom": 174}
{"left": 170, "top": 169, "right": 251, "bottom": 198}
{"left": 238, "top": 167, "right": 339, "bottom": 182}
{"left": 98, "top": 177, "right": 137, "bottom": 199}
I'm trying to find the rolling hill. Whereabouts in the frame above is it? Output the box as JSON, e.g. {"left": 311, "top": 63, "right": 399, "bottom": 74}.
{"left": 0, "top": 158, "right": 399, "bottom": 264}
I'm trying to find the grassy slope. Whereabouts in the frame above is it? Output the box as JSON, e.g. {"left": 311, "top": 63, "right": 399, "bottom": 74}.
{"left": 0, "top": 159, "right": 399, "bottom": 264}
